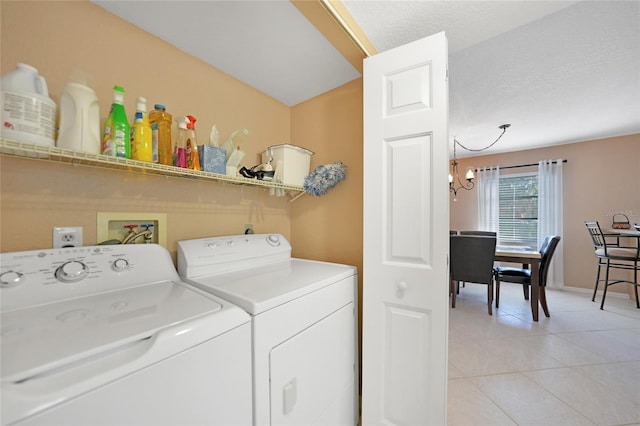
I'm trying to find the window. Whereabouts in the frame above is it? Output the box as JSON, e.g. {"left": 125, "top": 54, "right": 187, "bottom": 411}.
{"left": 498, "top": 173, "right": 538, "bottom": 246}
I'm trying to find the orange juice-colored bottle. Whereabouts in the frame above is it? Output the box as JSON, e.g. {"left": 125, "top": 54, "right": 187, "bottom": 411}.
{"left": 149, "top": 104, "right": 172, "bottom": 165}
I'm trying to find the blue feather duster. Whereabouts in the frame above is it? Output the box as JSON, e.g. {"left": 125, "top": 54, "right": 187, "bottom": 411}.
{"left": 303, "top": 162, "right": 347, "bottom": 196}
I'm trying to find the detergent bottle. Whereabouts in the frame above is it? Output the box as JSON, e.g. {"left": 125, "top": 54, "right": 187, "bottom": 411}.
{"left": 101, "top": 85, "right": 129, "bottom": 158}
{"left": 0, "top": 63, "right": 56, "bottom": 147}
{"left": 130, "top": 96, "right": 152, "bottom": 162}
{"left": 149, "top": 104, "right": 172, "bottom": 165}
{"left": 174, "top": 116, "right": 189, "bottom": 168}
{"left": 186, "top": 115, "right": 200, "bottom": 171}
{"left": 57, "top": 81, "right": 100, "bottom": 154}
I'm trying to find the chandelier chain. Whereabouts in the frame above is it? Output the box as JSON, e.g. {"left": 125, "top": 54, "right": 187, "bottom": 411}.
{"left": 449, "top": 124, "right": 510, "bottom": 201}
{"left": 453, "top": 123, "right": 510, "bottom": 152}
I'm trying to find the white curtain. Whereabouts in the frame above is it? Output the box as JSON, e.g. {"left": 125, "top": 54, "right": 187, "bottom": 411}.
{"left": 476, "top": 166, "right": 500, "bottom": 233}
{"left": 538, "top": 159, "right": 564, "bottom": 289}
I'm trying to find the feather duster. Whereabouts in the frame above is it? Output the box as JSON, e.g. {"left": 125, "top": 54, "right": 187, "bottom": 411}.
{"left": 303, "top": 162, "right": 346, "bottom": 196}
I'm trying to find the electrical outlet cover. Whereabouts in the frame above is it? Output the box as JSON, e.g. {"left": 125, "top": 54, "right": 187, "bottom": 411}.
{"left": 53, "top": 227, "right": 83, "bottom": 248}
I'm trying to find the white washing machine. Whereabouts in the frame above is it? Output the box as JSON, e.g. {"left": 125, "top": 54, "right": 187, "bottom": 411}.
{"left": 0, "top": 244, "right": 252, "bottom": 426}
{"left": 177, "top": 234, "right": 358, "bottom": 426}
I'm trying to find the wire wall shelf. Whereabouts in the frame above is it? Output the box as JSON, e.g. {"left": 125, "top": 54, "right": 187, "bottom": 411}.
{"left": 0, "top": 139, "right": 305, "bottom": 200}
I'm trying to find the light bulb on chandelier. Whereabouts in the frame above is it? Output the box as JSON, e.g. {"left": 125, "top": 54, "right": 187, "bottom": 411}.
{"left": 449, "top": 124, "right": 510, "bottom": 201}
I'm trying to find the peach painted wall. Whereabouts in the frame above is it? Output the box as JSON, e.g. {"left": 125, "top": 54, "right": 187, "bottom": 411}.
{"left": 290, "top": 78, "right": 363, "bottom": 292}
{"left": 0, "top": 1, "right": 292, "bottom": 259}
{"left": 290, "top": 79, "right": 363, "bottom": 269}
{"left": 450, "top": 133, "right": 640, "bottom": 294}
{"left": 290, "top": 76, "right": 364, "bottom": 375}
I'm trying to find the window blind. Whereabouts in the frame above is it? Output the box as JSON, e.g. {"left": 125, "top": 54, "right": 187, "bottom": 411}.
{"left": 498, "top": 174, "right": 538, "bottom": 245}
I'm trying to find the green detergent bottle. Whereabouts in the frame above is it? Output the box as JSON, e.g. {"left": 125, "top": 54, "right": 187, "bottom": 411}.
{"left": 101, "top": 85, "right": 129, "bottom": 158}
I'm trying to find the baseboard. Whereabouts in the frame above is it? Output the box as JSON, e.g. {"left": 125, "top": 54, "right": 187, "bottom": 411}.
{"left": 560, "top": 285, "right": 631, "bottom": 300}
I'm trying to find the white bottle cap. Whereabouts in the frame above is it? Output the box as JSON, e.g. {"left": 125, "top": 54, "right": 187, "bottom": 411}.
{"left": 176, "top": 116, "right": 189, "bottom": 129}
{"left": 136, "top": 96, "right": 147, "bottom": 112}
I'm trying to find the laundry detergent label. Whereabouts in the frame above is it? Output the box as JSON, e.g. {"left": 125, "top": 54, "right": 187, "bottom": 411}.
{"left": 1, "top": 91, "right": 56, "bottom": 140}
{"left": 151, "top": 122, "right": 159, "bottom": 163}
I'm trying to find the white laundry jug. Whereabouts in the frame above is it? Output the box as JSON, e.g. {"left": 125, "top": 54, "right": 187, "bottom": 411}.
{"left": 0, "top": 63, "right": 57, "bottom": 146}
{"left": 57, "top": 82, "right": 100, "bottom": 154}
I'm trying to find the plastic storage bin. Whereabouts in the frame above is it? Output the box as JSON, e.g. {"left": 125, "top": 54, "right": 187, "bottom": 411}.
{"left": 261, "top": 144, "right": 313, "bottom": 187}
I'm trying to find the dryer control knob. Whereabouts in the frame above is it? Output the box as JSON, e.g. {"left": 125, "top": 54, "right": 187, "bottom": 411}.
{"left": 0, "top": 270, "right": 24, "bottom": 287}
{"left": 266, "top": 235, "right": 280, "bottom": 246}
{"left": 112, "top": 258, "right": 130, "bottom": 272}
{"left": 55, "top": 261, "right": 89, "bottom": 283}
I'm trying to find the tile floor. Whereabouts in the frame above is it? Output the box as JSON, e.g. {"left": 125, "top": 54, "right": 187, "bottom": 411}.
{"left": 447, "top": 283, "right": 640, "bottom": 426}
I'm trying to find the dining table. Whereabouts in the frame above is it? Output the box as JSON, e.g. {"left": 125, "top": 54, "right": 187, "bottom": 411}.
{"left": 495, "top": 246, "right": 543, "bottom": 321}
{"left": 605, "top": 228, "right": 640, "bottom": 238}
{"left": 604, "top": 227, "right": 640, "bottom": 252}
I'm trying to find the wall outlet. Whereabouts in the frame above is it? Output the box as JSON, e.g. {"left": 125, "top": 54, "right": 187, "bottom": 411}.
{"left": 244, "top": 224, "right": 254, "bottom": 234}
{"left": 53, "top": 227, "right": 83, "bottom": 248}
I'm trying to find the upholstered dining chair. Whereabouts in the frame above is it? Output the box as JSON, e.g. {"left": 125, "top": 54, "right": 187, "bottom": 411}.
{"left": 584, "top": 221, "right": 639, "bottom": 309}
{"left": 459, "top": 231, "right": 497, "bottom": 237}
{"left": 450, "top": 235, "right": 497, "bottom": 315}
{"left": 494, "top": 235, "right": 561, "bottom": 317}
{"left": 456, "top": 232, "right": 497, "bottom": 291}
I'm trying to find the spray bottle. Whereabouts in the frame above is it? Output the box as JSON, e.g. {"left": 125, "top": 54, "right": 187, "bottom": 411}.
{"left": 174, "top": 116, "right": 189, "bottom": 168}
{"left": 130, "top": 97, "right": 152, "bottom": 162}
{"left": 101, "top": 85, "right": 129, "bottom": 158}
{"left": 186, "top": 115, "right": 201, "bottom": 170}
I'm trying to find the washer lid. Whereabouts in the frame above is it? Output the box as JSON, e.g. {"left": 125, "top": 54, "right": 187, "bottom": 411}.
{"left": 0, "top": 281, "right": 231, "bottom": 382}
{"left": 184, "top": 258, "right": 356, "bottom": 314}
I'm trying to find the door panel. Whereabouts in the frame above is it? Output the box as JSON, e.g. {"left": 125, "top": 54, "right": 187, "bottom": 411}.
{"left": 385, "top": 63, "right": 432, "bottom": 114}
{"left": 362, "top": 32, "right": 449, "bottom": 426}
{"left": 386, "top": 134, "right": 431, "bottom": 264}
{"left": 383, "top": 304, "right": 431, "bottom": 425}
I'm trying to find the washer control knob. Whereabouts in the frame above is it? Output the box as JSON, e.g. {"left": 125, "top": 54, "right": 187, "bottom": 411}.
{"left": 0, "top": 271, "right": 24, "bottom": 287}
{"left": 55, "top": 261, "right": 89, "bottom": 283}
{"left": 266, "top": 235, "right": 280, "bottom": 246}
{"left": 112, "top": 258, "right": 130, "bottom": 272}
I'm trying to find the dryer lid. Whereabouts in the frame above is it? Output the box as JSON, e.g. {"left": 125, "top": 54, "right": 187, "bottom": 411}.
{"left": 184, "top": 258, "right": 356, "bottom": 314}
{"left": 0, "top": 281, "right": 235, "bottom": 382}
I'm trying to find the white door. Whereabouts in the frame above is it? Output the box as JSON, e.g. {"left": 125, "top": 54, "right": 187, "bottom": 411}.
{"left": 362, "top": 32, "right": 449, "bottom": 426}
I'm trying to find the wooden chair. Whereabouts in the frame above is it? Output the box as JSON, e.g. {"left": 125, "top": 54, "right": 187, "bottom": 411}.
{"left": 584, "top": 221, "right": 639, "bottom": 309}
{"left": 494, "top": 235, "right": 561, "bottom": 317}
{"left": 450, "top": 235, "right": 497, "bottom": 315}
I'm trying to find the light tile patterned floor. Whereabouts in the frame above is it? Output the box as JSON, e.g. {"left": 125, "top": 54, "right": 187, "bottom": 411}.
{"left": 447, "top": 283, "right": 640, "bottom": 426}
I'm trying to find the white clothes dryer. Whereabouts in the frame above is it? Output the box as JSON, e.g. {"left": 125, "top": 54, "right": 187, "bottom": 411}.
{"left": 0, "top": 244, "right": 252, "bottom": 426}
{"left": 177, "top": 234, "right": 358, "bottom": 426}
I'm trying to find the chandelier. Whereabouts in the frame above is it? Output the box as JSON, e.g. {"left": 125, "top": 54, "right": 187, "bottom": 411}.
{"left": 449, "top": 124, "right": 511, "bottom": 201}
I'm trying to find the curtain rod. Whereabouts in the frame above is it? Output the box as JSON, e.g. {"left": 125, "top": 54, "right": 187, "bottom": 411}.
{"left": 475, "top": 159, "right": 568, "bottom": 172}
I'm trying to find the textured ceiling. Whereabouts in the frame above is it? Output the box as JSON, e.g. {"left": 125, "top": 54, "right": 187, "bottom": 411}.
{"left": 93, "top": 0, "right": 640, "bottom": 157}
{"left": 343, "top": 0, "right": 579, "bottom": 54}
{"left": 344, "top": 0, "right": 640, "bottom": 157}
